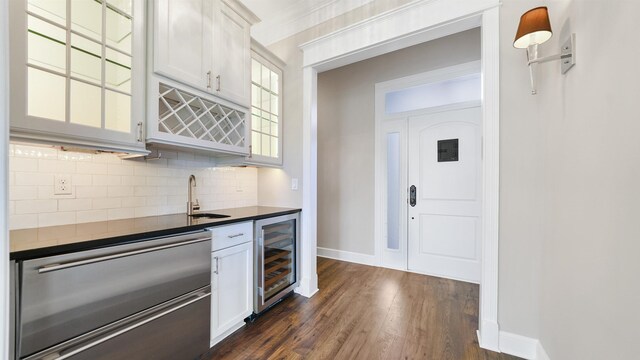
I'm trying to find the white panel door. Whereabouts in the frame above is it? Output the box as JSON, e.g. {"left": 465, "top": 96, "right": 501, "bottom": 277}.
{"left": 212, "top": 1, "right": 251, "bottom": 106}
{"left": 210, "top": 241, "right": 253, "bottom": 347}
{"left": 154, "top": 0, "right": 212, "bottom": 91}
{"left": 407, "top": 106, "right": 481, "bottom": 283}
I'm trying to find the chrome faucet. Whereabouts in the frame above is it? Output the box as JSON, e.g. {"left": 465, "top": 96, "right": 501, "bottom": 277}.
{"left": 187, "top": 175, "right": 200, "bottom": 215}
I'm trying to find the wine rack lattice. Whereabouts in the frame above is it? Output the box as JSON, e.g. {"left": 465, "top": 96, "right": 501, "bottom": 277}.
{"left": 158, "top": 83, "right": 246, "bottom": 147}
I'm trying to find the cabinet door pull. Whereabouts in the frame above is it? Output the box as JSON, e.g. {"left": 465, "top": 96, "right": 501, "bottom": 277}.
{"left": 216, "top": 75, "right": 221, "bottom": 92}
{"left": 207, "top": 71, "right": 212, "bottom": 90}
{"left": 136, "top": 122, "right": 143, "bottom": 142}
{"left": 213, "top": 256, "right": 219, "bottom": 274}
{"left": 227, "top": 233, "right": 244, "bottom": 239}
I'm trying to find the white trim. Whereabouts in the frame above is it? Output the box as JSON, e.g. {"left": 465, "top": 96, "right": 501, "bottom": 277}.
{"left": 536, "top": 340, "right": 551, "bottom": 360}
{"left": 299, "top": 0, "right": 501, "bottom": 352}
{"left": 499, "top": 331, "right": 551, "bottom": 360}
{"left": 250, "top": 0, "right": 376, "bottom": 46}
{"left": 317, "top": 247, "right": 376, "bottom": 266}
{"left": 478, "top": 6, "right": 501, "bottom": 352}
{"left": 0, "top": 0, "right": 9, "bottom": 357}
{"left": 294, "top": 66, "right": 319, "bottom": 298}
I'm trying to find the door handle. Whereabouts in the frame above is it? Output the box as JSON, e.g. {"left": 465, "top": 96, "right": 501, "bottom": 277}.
{"left": 38, "top": 235, "right": 211, "bottom": 274}
{"left": 409, "top": 185, "right": 417, "bottom": 207}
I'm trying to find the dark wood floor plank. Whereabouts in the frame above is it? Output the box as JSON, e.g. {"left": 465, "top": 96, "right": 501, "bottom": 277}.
{"left": 205, "top": 258, "right": 522, "bottom": 360}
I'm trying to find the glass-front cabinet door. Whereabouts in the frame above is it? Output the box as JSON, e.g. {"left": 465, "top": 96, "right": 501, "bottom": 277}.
{"left": 9, "top": 0, "right": 147, "bottom": 154}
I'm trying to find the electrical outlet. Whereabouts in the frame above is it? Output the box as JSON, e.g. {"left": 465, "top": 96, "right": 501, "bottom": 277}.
{"left": 54, "top": 175, "right": 72, "bottom": 195}
{"left": 291, "top": 178, "right": 299, "bottom": 191}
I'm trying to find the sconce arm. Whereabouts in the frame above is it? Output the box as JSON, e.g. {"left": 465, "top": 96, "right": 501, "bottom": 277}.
{"left": 528, "top": 53, "right": 571, "bottom": 66}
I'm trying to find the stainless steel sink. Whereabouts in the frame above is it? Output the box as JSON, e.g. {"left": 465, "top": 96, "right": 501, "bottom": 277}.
{"left": 188, "top": 213, "right": 231, "bottom": 219}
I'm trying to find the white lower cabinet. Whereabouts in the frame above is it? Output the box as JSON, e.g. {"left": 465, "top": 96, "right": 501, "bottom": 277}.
{"left": 210, "top": 222, "right": 254, "bottom": 347}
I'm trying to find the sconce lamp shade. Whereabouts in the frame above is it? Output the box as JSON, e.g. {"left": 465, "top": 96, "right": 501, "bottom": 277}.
{"left": 513, "top": 7, "right": 553, "bottom": 48}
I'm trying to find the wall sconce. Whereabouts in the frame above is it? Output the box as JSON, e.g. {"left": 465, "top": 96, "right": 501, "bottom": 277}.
{"left": 514, "top": 6, "right": 576, "bottom": 95}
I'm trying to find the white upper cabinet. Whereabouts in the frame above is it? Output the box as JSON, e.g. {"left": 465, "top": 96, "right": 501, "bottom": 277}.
{"left": 9, "top": 0, "right": 147, "bottom": 155}
{"left": 153, "top": 0, "right": 258, "bottom": 108}
{"left": 212, "top": 0, "right": 252, "bottom": 106}
{"left": 153, "top": 0, "right": 212, "bottom": 92}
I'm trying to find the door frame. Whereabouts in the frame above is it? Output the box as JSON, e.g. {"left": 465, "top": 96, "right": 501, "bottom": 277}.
{"left": 374, "top": 61, "right": 481, "bottom": 273}
{"left": 298, "top": 0, "right": 501, "bottom": 351}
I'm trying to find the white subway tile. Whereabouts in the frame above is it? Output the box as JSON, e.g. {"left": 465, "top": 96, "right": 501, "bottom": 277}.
{"left": 108, "top": 186, "right": 134, "bottom": 197}
{"left": 134, "top": 186, "right": 157, "bottom": 197}
{"left": 146, "top": 196, "right": 167, "bottom": 207}
{"left": 76, "top": 186, "right": 108, "bottom": 198}
{"left": 38, "top": 159, "right": 76, "bottom": 173}
{"left": 121, "top": 196, "right": 146, "bottom": 208}
{"left": 93, "top": 175, "right": 121, "bottom": 186}
{"left": 92, "top": 197, "right": 122, "bottom": 209}
{"left": 10, "top": 214, "right": 39, "bottom": 230}
{"left": 13, "top": 144, "right": 58, "bottom": 159}
{"left": 15, "top": 172, "right": 53, "bottom": 186}
{"left": 134, "top": 166, "right": 157, "bottom": 177}
{"left": 9, "top": 201, "right": 15, "bottom": 215}
{"left": 15, "top": 199, "right": 58, "bottom": 214}
{"left": 58, "top": 199, "right": 92, "bottom": 212}
{"left": 37, "top": 186, "right": 55, "bottom": 199}
{"left": 134, "top": 206, "right": 158, "bottom": 217}
{"left": 38, "top": 212, "right": 76, "bottom": 227}
{"left": 108, "top": 207, "right": 135, "bottom": 220}
{"left": 10, "top": 158, "right": 38, "bottom": 172}
{"left": 58, "top": 151, "right": 92, "bottom": 162}
{"left": 108, "top": 164, "right": 134, "bottom": 176}
{"left": 77, "top": 162, "right": 108, "bottom": 175}
{"left": 122, "top": 175, "right": 146, "bottom": 186}
{"left": 146, "top": 176, "right": 167, "bottom": 186}
{"left": 72, "top": 174, "right": 93, "bottom": 186}
{"left": 76, "top": 210, "right": 108, "bottom": 223}
{"left": 10, "top": 186, "right": 38, "bottom": 200}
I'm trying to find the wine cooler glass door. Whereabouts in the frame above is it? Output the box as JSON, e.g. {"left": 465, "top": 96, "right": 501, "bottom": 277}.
{"left": 256, "top": 213, "right": 299, "bottom": 312}
{"left": 263, "top": 219, "right": 295, "bottom": 300}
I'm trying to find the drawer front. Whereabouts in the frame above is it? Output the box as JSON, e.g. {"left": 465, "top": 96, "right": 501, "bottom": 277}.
{"left": 19, "top": 231, "right": 211, "bottom": 358}
{"left": 210, "top": 222, "right": 253, "bottom": 252}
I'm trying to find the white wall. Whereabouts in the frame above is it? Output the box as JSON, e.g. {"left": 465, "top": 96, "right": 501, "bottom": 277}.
{"left": 316, "top": 29, "right": 481, "bottom": 255}
{"left": 500, "top": 0, "right": 640, "bottom": 358}
{"left": 9, "top": 144, "right": 258, "bottom": 229}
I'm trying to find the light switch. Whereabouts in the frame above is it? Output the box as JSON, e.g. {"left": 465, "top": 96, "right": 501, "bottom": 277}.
{"left": 291, "top": 178, "right": 299, "bottom": 191}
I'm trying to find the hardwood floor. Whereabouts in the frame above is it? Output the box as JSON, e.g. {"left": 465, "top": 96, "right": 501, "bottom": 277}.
{"left": 205, "top": 258, "right": 521, "bottom": 360}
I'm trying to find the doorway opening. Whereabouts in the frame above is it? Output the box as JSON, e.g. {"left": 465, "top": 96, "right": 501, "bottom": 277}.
{"left": 375, "top": 61, "right": 482, "bottom": 283}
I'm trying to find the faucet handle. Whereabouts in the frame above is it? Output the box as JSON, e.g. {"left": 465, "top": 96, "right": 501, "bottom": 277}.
{"left": 194, "top": 199, "right": 200, "bottom": 211}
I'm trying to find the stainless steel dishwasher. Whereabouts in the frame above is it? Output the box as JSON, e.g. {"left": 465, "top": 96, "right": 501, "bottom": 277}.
{"left": 15, "top": 230, "right": 212, "bottom": 360}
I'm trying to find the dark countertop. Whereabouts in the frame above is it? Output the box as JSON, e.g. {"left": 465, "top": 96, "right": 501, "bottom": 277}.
{"left": 10, "top": 206, "right": 300, "bottom": 261}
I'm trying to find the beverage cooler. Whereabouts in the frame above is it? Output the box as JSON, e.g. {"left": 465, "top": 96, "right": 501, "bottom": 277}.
{"left": 254, "top": 213, "right": 300, "bottom": 313}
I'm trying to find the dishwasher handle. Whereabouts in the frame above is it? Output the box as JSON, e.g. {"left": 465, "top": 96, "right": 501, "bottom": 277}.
{"left": 38, "top": 235, "right": 211, "bottom": 274}
{"left": 45, "top": 290, "right": 211, "bottom": 360}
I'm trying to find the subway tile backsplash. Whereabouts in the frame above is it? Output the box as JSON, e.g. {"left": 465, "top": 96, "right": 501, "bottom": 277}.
{"left": 9, "top": 144, "right": 258, "bottom": 230}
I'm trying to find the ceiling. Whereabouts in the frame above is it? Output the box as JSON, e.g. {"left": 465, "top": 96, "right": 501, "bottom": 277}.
{"left": 241, "top": 0, "right": 375, "bottom": 46}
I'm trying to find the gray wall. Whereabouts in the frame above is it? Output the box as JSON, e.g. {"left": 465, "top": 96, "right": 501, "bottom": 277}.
{"left": 316, "top": 29, "right": 481, "bottom": 254}
{"left": 500, "top": 0, "right": 640, "bottom": 358}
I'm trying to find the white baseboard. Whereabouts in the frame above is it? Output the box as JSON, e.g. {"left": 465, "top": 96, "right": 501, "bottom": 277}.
{"left": 536, "top": 341, "right": 551, "bottom": 360}
{"left": 317, "top": 247, "right": 375, "bottom": 266}
{"left": 499, "top": 331, "right": 550, "bottom": 360}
